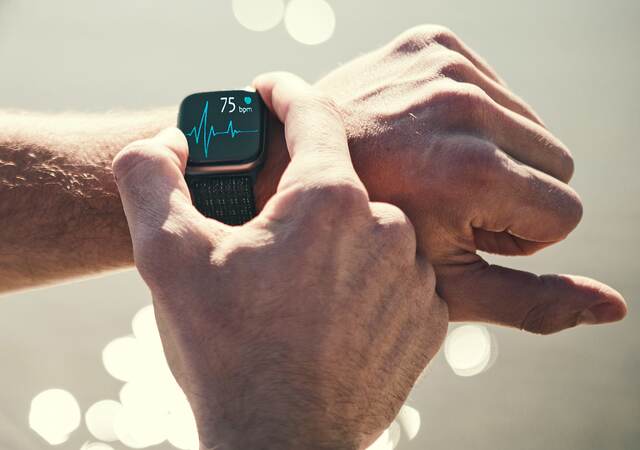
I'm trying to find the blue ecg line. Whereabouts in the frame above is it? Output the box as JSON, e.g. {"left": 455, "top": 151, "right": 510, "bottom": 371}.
{"left": 186, "top": 101, "right": 259, "bottom": 158}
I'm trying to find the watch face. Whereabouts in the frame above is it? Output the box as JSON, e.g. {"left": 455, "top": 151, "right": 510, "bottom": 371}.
{"left": 178, "top": 90, "right": 266, "bottom": 165}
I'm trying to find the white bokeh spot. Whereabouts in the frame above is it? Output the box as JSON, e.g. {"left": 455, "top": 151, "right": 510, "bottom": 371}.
{"left": 102, "top": 336, "right": 143, "bottom": 382}
{"left": 444, "top": 324, "right": 493, "bottom": 377}
{"left": 285, "top": 0, "right": 336, "bottom": 45}
{"left": 29, "top": 389, "right": 81, "bottom": 445}
{"left": 367, "top": 427, "right": 395, "bottom": 450}
{"left": 85, "top": 400, "right": 122, "bottom": 442}
{"left": 80, "top": 442, "right": 116, "bottom": 450}
{"left": 397, "top": 404, "right": 421, "bottom": 441}
{"left": 232, "top": 0, "right": 285, "bottom": 32}
{"left": 102, "top": 305, "right": 197, "bottom": 449}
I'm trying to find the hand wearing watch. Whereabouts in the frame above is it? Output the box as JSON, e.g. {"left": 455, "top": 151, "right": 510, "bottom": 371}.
{"left": 178, "top": 90, "right": 268, "bottom": 225}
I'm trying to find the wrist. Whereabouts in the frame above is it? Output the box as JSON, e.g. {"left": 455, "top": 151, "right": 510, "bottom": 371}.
{"left": 196, "top": 410, "right": 363, "bottom": 450}
{"left": 185, "top": 361, "right": 364, "bottom": 450}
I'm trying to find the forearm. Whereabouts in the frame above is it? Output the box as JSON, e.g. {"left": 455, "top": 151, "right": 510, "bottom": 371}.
{"left": 0, "top": 108, "right": 174, "bottom": 293}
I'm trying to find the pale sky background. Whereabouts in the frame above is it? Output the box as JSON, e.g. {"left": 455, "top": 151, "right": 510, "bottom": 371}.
{"left": 0, "top": 0, "right": 638, "bottom": 449}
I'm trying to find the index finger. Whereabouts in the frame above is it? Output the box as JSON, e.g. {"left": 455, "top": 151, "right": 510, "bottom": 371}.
{"left": 253, "top": 72, "right": 364, "bottom": 190}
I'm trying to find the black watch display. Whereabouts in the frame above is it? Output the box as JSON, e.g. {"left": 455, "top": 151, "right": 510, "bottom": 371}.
{"left": 178, "top": 90, "right": 268, "bottom": 225}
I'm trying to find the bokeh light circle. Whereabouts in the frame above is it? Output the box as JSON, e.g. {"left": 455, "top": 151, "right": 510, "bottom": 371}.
{"left": 102, "top": 336, "right": 142, "bottom": 382}
{"left": 388, "top": 421, "right": 401, "bottom": 448}
{"left": 132, "top": 305, "right": 162, "bottom": 350}
{"left": 167, "top": 395, "right": 199, "bottom": 450}
{"left": 285, "top": 0, "right": 336, "bottom": 45}
{"left": 29, "top": 389, "right": 81, "bottom": 445}
{"left": 113, "top": 407, "right": 146, "bottom": 449}
{"left": 81, "top": 443, "right": 115, "bottom": 450}
{"left": 397, "top": 404, "right": 421, "bottom": 441}
{"left": 367, "top": 428, "right": 391, "bottom": 450}
{"left": 444, "top": 324, "right": 493, "bottom": 377}
{"left": 85, "top": 400, "right": 121, "bottom": 442}
{"left": 232, "top": 0, "right": 285, "bottom": 32}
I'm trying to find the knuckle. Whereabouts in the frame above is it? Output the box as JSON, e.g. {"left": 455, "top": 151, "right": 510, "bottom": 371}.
{"left": 455, "top": 82, "right": 490, "bottom": 108}
{"left": 391, "top": 24, "right": 453, "bottom": 53}
{"left": 557, "top": 148, "right": 575, "bottom": 182}
{"left": 280, "top": 180, "right": 369, "bottom": 231}
{"left": 425, "top": 24, "right": 459, "bottom": 46}
{"left": 432, "top": 81, "right": 490, "bottom": 114}
{"left": 436, "top": 51, "right": 475, "bottom": 80}
{"left": 571, "top": 191, "right": 584, "bottom": 225}
{"left": 372, "top": 203, "right": 417, "bottom": 256}
{"left": 560, "top": 186, "right": 583, "bottom": 231}
{"left": 284, "top": 179, "right": 369, "bottom": 223}
{"left": 392, "top": 26, "right": 430, "bottom": 53}
{"left": 311, "top": 180, "right": 370, "bottom": 214}
{"left": 445, "top": 141, "right": 506, "bottom": 188}
{"left": 536, "top": 134, "right": 575, "bottom": 183}
{"left": 520, "top": 301, "right": 555, "bottom": 335}
{"left": 520, "top": 275, "right": 575, "bottom": 335}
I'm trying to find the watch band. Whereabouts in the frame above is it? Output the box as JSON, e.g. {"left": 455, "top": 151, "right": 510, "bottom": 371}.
{"left": 186, "top": 174, "right": 256, "bottom": 225}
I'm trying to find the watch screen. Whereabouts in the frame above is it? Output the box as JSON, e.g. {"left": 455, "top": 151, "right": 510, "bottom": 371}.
{"left": 178, "top": 90, "right": 265, "bottom": 165}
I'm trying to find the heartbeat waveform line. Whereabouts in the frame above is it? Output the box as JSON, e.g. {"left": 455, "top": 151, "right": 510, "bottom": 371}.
{"left": 186, "top": 101, "right": 259, "bottom": 158}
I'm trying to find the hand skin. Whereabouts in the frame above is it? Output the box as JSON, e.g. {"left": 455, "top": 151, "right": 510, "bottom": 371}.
{"left": 114, "top": 74, "right": 449, "bottom": 450}
{"left": 256, "top": 26, "right": 627, "bottom": 334}
{"left": 0, "top": 26, "right": 626, "bottom": 334}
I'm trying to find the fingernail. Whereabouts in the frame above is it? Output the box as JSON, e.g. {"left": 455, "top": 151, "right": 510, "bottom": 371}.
{"left": 577, "top": 303, "right": 624, "bottom": 325}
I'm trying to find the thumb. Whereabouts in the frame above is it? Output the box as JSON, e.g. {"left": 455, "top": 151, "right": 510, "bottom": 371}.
{"left": 439, "top": 262, "right": 627, "bottom": 334}
{"left": 113, "top": 127, "right": 205, "bottom": 244}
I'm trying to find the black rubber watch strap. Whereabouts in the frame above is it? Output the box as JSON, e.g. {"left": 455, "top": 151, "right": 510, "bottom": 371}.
{"left": 186, "top": 174, "right": 256, "bottom": 225}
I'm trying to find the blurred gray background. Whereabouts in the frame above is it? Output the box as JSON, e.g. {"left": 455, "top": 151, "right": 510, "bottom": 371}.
{"left": 0, "top": 0, "right": 638, "bottom": 449}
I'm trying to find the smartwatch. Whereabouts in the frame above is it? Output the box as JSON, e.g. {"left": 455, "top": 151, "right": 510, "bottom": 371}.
{"left": 178, "top": 90, "right": 268, "bottom": 225}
